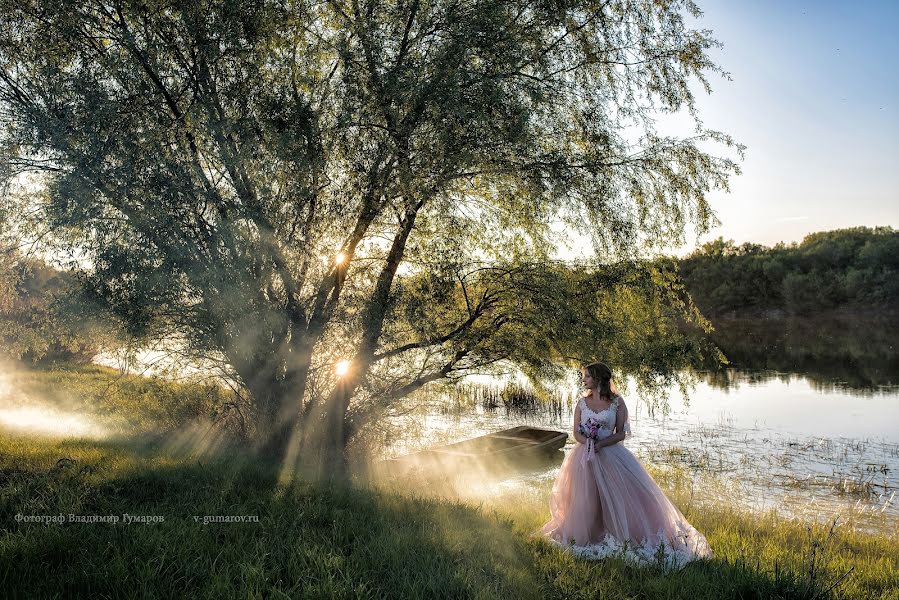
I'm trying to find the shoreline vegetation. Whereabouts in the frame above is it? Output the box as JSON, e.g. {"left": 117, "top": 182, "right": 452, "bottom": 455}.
{"left": 3, "top": 228, "right": 897, "bottom": 368}
{"left": 675, "top": 228, "right": 899, "bottom": 390}
{"left": 3, "top": 228, "right": 896, "bottom": 404}
{"left": 2, "top": 430, "right": 897, "bottom": 599}
{"left": 1, "top": 365, "right": 897, "bottom": 598}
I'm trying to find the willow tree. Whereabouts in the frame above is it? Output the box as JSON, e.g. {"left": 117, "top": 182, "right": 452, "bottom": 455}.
{"left": 0, "top": 0, "right": 739, "bottom": 473}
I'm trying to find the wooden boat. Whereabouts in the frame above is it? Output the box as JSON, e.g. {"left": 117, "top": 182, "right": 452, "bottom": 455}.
{"left": 423, "top": 426, "right": 568, "bottom": 459}
{"left": 383, "top": 426, "right": 568, "bottom": 476}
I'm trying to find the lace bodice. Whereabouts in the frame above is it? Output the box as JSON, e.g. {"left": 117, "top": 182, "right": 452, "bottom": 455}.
{"left": 579, "top": 395, "right": 630, "bottom": 439}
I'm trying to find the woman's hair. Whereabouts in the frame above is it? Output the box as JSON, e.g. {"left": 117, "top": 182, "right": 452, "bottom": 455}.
{"left": 583, "top": 361, "right": 618, "bottom": 399}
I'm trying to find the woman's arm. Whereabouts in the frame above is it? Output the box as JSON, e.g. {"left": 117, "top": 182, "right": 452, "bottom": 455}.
{"left": 572, "top": 403, "right": 588, "bottom": 444}
{"left": 594, "top": 398, "right": 628, "bottom": 449}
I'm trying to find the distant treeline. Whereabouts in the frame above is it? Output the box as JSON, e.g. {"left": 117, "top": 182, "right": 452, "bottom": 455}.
{"left": 679, "top": 227, "right": 899, "bottom": 316}
{"left": 0, "top": 254, "right": 111, "bottom": 364}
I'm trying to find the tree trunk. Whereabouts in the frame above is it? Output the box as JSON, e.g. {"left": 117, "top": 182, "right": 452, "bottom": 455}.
{"left": 245, "top": 369, "right": 352, "bottom": 483}
{"left": 314, "top": 378, "right": 352, "bottom": 482}
{"left": 255, "top": 410, "right": 300, "bottom": 462}
{"left": 302, "top": 200, "right": 428, "bottom": 476}
{"left": 235, "top": 359, "right": 307, "bottom": 463}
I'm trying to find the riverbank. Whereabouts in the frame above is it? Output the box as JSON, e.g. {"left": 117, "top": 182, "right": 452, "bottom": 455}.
{"left": 2, "top": 432, "right": 897, "bottom": 599}
{"left": 2, "top": 364, "right": 898, "bottom": 598}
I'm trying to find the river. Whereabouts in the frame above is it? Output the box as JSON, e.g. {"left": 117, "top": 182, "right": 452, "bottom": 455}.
{"left": 388, "top": 315, "right": 899, "bottom": 536}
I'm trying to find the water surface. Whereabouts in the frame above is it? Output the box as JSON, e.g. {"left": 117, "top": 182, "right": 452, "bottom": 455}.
{"left": 391, "top": 316, "right": 899, "bottom": 535}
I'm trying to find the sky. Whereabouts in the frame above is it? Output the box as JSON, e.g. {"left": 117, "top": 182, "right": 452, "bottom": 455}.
{"left": 667, "top": 0, "right": 899, "bottom": 252}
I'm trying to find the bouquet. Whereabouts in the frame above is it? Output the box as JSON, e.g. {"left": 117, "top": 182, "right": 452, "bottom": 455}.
{"left": 578, "top": 416, "right": 603, "bottom": 454}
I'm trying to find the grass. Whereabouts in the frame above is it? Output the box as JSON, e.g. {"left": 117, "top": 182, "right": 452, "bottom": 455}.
{"left": 1, "top": 364, "right": 897, "bottom": 598}
{"left": 0, "top": 362, "right": 252, "bottom": 457}
{"left": 1, "top": 432, "right": 897, "bottom": 599}
{"left": 1, "top": 434, "right": 539, "bottom": 599}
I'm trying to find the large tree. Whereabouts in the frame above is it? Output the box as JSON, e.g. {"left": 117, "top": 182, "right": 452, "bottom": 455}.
{"left": 0, "top": 0, "right": 739, "bottom": 475}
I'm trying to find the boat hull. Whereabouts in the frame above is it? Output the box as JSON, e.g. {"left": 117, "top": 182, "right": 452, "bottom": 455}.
{"left": 383, "top": 426, "right": 568, "bottom": 477}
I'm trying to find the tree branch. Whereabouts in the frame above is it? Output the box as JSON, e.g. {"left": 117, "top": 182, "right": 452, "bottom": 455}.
{"left": 372, "top": 291, "right": 494, "bottom": 361}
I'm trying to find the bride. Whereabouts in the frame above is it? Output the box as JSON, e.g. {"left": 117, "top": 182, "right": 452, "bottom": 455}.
{"left": 541, "top": 362, "right": 712, "bottom": 568}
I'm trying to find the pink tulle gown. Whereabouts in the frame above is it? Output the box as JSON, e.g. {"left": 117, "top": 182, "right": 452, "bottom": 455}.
{"left": 541, "top": 394, "right": 712, "bottom": 568}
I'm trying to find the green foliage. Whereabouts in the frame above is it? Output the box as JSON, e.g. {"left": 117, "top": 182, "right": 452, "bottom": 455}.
{"left": 0, "top": 254, "right": 115, "bottom": 364}
{"left": 367, "top": 256, "right": 718, "bottom": 419}
{"left": 680, "top": 227, "right": 899, "bottom": 316}
{"left": 0, "top": 0, "right": 741, "bottom": 454}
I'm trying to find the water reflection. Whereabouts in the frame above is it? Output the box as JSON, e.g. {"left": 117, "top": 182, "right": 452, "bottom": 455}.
{"left": 701, "top": 314, "right": 899, "bottom": 391}
{"left": 700, "top": 369, "right": 899, "bottom": 396}
{"left": 387, "top": 364, "right": 899, "bottom": 536}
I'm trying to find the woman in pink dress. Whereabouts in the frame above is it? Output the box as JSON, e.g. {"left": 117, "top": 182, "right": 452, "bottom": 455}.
{"left": 542, "top": 362, "right": 712, "bottom": 568}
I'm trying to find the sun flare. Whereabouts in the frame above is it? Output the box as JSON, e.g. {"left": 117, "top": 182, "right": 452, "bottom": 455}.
{"left": 335, "top": 359, "right": 351, "bottom": 377}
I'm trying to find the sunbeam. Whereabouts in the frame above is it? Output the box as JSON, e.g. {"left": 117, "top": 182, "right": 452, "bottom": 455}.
{"left": 0, "top": 364, "right": 108, "bottom": 438}
{"left": 0, "top": 405, "right": 107, "bottom": 438}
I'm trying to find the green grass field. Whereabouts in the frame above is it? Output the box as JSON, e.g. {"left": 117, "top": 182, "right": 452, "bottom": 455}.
{"left": 1, "top": 365, "right": 897, "bottom": 599}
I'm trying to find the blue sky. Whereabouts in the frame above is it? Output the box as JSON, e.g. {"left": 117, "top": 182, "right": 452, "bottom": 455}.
{"left": 671, "top": 0, "right": 899, "bottom": 250}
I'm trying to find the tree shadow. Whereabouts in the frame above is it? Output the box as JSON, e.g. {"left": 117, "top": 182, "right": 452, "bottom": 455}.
{"left": 3, "top": 435, "right": 874, "bottom": 599}
{"left": 2, "top": 442, "right": 543, "bottom": 598}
